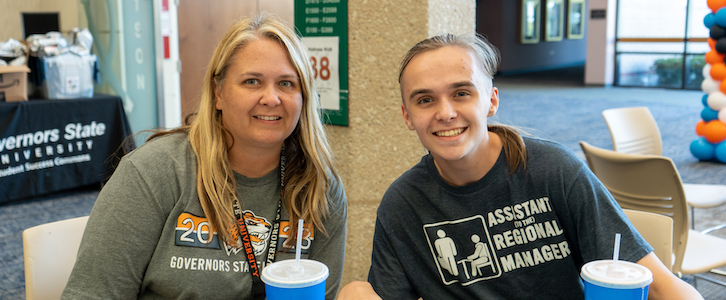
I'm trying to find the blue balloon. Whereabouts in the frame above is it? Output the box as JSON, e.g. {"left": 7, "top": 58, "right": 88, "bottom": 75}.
{"left": 717, "top": 8, "right": 726, "bottom": 27}
{"left": 706, "top": 13, "right": 716, "bottom": 28}
{"left": 702, "top": 94, "right": 709, "bottom": 106}
{"left": 691, "top": 137, "right": 716, "bottom": 160}
{"left": 702, "top": 107, "right": 719, "bottom": 121}
{"left": 716, "top": 141, "right": 726, "bottom": 163}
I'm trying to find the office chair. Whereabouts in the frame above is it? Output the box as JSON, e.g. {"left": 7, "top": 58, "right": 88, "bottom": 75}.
{"left": 580, "top": 141, "right": 726, "bottom": 287}
{"left": 602, "top": 106, "right": 726, "bottom": 231}
{"left": 622, "top": 209, "right": 673, "bottom": 271}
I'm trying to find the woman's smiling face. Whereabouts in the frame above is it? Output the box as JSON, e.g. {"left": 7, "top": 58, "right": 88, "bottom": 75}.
{"left": 215, "top": 37, "right": 303, "bottom": 152}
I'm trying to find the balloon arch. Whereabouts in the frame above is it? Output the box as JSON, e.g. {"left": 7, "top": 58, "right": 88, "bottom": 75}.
{"left": 693, "top": 0, "right": 726, "bottom": 162}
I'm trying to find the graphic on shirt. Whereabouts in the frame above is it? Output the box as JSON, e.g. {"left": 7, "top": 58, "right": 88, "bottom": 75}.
{"left": 175, "top": 212, "right": 220, "bottom": 249}
{"left": 434, "top": 230, "right": 459, "bottom": 276}
{"left": 423, "top": 196, "right": 573, "bottom": 286}
{"left": 424, "top": 215, "right": 502, "bottom": 286}
{"left": 467, "top": 234, "right": 495, "bottom": 277}
{"left": 486, "top": 197, "right": 571, "bottom": 273}
{"left": 174, "top": 210, "right": 274, "bottom": 258}
{"left": 241, "top": 211, "right": 273, "bottom": 256}
{"left": 276, "top": 220, "right": 315, "bottom": 253}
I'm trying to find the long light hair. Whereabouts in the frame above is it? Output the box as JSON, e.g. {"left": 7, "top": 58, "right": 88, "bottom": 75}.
{"left": 398, "top": 33, "right": 527, "bottom": 172}
{"left": 152, "top": 14, "right": 341, "bottom": 246}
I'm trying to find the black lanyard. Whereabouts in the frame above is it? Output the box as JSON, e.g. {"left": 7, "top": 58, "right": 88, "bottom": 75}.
{"left": 233, "top": 147, "right": 285, "bottom": 299}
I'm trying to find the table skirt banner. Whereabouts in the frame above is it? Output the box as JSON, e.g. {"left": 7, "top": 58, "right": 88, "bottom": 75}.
{"left": 0, "top": 94, "right": 133, "bottom": 203}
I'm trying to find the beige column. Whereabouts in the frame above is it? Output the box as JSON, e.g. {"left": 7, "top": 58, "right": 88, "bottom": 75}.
{"left": 330, "top": 0, "right": 476, "bottom": 286}
{"left": 584, "top": 0, "right": 617, "bottom": 86}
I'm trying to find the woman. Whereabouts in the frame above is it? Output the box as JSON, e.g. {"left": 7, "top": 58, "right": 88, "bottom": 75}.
{"left": 62, "top": 14, "right": 346, "bottom": 300}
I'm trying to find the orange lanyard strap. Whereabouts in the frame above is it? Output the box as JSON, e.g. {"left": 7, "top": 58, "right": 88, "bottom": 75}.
{"left": 234, "top": 146, "right": 285, "bottom": 278}
{"left": 234, "top": 200, "right": 282, "bottom": 277}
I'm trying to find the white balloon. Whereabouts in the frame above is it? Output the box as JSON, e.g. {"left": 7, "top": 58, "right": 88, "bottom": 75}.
{"left": 702, "top": 78, "right": 720, "bottom": 94}
{"left": 704, "top": 71, "right": 713, "bottom": 82}
{"left": 720, "top": 108, "right": 726, "bottom": 123}
{"left": 708, "top": 91, "right": 726, "bottom": 111}
{"left": 704, "top": 63, "right": 713, "bottom": 79}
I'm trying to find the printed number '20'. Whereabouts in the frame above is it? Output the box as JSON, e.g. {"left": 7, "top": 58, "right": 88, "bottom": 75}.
{"left": 311, "top": 56, "right": 330, "bottom": 80}
{"left": 180, "top": 218, "right": 214, "bottom": 244}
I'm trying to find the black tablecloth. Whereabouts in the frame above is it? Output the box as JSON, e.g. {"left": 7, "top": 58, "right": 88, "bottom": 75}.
{"left": 0, "top": 94, "right": 133, "bottom": 203}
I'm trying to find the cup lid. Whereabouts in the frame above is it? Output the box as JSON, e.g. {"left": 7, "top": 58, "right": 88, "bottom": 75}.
{"left": 261, "top": 259, "right": 329, "bottom": 288}
{"left": 581, "top": 260, "right": 653, "bottom": 289}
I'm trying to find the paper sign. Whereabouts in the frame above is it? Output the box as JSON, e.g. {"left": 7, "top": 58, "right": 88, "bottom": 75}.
{"left": 302, "top": 36, "right": 340, "bottom": 111}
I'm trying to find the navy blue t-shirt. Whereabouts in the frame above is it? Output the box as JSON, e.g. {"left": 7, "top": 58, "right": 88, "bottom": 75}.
{"left": 368, "top": 137, "right": 652, "bottom": 299}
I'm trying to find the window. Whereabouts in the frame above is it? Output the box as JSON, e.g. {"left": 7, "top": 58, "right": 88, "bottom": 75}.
{"left": 615, "top": 0, "right": 710, "bottom": 89}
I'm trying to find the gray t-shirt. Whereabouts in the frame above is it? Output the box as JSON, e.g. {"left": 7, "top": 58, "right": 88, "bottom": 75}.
{"left": 368, "top": 137, "right": 652, "bottom": 299}
{"left": 62, "top": 133, "right": 347, "bottom": 299}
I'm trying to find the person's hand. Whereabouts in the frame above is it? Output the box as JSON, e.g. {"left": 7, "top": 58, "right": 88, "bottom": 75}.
{"left": 337, "top": 281, "right": 382, "bottom": 300}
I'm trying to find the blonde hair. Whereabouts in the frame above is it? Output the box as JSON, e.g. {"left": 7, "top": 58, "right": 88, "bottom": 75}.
{"left": 152, "top": 14, "right": 341, "bottom": 246}
{"left": 398, "top": 33, "right": 527, "bottom": 172}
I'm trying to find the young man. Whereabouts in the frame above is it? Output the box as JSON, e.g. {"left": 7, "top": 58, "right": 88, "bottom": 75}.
{"left": 337, "top": 34, "right": 702, "bottom": 299}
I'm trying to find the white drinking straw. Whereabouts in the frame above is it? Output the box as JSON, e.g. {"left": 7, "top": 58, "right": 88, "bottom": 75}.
{"left": 295, "top": 218, "right": 304, "bottom": 270}
{"left": 613, "top": 233, "right": 621, "bottom": 268}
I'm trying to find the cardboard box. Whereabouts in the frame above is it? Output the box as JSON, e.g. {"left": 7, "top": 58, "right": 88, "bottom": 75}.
{"left": 0, "top": 65, "right": 30, "bottom": 102}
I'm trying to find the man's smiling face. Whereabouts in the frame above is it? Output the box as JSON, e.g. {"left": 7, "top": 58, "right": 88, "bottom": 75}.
{"left": 400, "top": 45, "right": 499, "bottom": 164}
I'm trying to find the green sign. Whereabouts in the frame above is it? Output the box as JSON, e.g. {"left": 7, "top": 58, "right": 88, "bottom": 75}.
{"left": 295, "top": 0, "right": 348, "bottom": 126}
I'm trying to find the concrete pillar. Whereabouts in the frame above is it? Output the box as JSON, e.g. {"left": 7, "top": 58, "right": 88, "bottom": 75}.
{"left": 585, "top": 0, "right": 617, "bottom": 86}
{"left": 331, "top": 0, "right": 476, "bottom": 285}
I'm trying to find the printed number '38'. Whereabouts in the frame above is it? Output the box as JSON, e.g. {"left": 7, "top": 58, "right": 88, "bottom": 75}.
{"left": 311, "top": 56, "right": 330, "bottom": 80}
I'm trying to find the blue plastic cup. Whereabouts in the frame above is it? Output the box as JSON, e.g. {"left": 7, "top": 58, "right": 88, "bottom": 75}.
{"left": 261, "top": 259, "right": 329, "bottom": 300}
{"left": 581, "top": 260, "right": 653, "bottom": 300}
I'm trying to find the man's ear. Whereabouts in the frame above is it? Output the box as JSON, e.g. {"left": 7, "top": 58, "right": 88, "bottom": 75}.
{"left": 488, "top": 87, "right": 499, "bottom": 117}
{"left": 402, "top": 104, "right": 415, "bottom": 130}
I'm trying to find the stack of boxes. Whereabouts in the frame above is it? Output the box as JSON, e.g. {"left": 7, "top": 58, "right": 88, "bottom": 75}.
{"left": 0, "top": 28, "right": 98, "bottom": 102}
{"left": 27, "top": 29, "right": 99, "bottom": 99}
